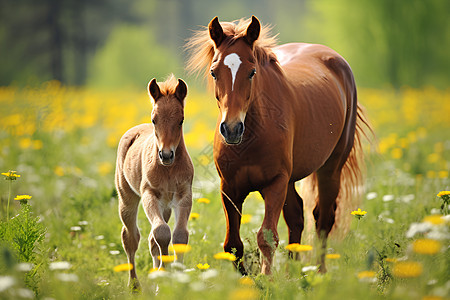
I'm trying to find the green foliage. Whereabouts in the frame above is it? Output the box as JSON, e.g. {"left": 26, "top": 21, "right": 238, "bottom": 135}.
{"left": 0, "top": 203, "right": 46, "bottom": 263}
{"left": 87, "top": 24, "right": 181, "bottom": 88}
{"left": 304, "top": 0, "right": 450, "bottom": 88}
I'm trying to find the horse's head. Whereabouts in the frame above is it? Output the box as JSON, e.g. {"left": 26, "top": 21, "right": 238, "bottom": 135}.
{"left": 208, "top": 16, "right": 261, "bottom": 145}
{"left": 148, "top": 77, "right": 187, "bottom": 166}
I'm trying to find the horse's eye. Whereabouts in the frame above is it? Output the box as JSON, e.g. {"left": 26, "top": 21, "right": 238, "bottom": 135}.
{"left": 179, "top": 119, "right": 184, "bottom": 126}
{"left": 249, "top": 69, "right": 256, "bottom": 79}
{"left": 210, "top": 70, "right": 217, "bottom": 80}
{"left": 152, "top": 119, "right": 156, "bottom": 125}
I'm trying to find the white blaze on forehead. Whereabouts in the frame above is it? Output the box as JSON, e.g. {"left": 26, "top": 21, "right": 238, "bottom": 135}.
{"left": 223, "top": 53, "right": 242, "bottom": 91}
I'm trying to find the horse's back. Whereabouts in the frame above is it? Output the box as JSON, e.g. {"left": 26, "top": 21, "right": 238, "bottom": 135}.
{"left": 273, "top": 43, "right": 357, "bottom": 180}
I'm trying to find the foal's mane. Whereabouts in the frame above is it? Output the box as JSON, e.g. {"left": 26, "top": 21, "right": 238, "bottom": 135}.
{"left": 185, "top": 17, "right": 278, "bottom": 83}
{"left": 158, "top": 74, "right": 179, "bottom": 96}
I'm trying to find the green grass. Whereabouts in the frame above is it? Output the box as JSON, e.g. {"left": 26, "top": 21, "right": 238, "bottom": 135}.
{"left": 0, "top": 87, "right": 449, "bottom": 299}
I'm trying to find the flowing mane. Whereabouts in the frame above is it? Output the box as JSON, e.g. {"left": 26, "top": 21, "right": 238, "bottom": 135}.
{"left": 185, "top": 17, "right": 278, "bottom": 83}
{"left": 157, "top": 74, "right": 180, "bottom": 96}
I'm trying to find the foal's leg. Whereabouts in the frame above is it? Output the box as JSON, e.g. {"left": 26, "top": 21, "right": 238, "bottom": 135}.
{"left": 314, "top": 167, "right": 341, "bottom": 273}
{"left": 282, "top": 181, "right": 304, "bottom": 259}
{"left": 118, "top": 185, "right": 141, "bottom": 290}
{"left": 172, "top": 190, "right": 192, "bottom": 262}
{"left": 258, "top": 174, "right": 289, "bottom": 275}
{"left": 221, "top": 183, "right": 246, "bottom": 275}
{"left": 141, "top": 190, "right": 171, "bottom": 269}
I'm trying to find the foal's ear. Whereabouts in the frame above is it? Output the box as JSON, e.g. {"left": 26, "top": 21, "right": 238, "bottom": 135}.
{"left": 245, "top": 16, "right": 260, "bottom": 46}
{"left": 209, "top": 16, "right": 224, "bottom": 47}
{"left": 175, "top": 79, "right": 188, "bottom": 104}
{"left": 148, "top": 78, "right": 161, "bottom": 102}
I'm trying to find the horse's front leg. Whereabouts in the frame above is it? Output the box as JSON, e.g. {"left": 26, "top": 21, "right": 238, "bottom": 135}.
{"left": 221, "top": 183, "right": 246, "bottom": 275}
{"left": 258, "top": 173, "right": 289, "bottom": 275}
{"left": 172, "top": 186, "right": 192, "bottom": 263}
{"left": 141, "top": 190, "right": 172, "bottom": 269}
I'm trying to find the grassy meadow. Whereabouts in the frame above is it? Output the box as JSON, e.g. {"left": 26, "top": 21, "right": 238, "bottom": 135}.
{"left": 0, "top": 82, "right": 449, "bottom": 299}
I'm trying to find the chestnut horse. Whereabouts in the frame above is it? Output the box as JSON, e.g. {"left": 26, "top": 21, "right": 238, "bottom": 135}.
{"left": 115, "top": 75, "right": 193, "bottom": 289}
{"left": 186, "top": 16, "right": 371, "bottom": 274}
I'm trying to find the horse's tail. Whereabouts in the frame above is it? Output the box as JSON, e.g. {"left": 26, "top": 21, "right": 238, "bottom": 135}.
{"left": 301, "top": 103, "right": 373, "bottom": 240}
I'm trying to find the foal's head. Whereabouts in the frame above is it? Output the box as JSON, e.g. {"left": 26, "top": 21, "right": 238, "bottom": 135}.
{"left": 148, "top": 76, "right": 187, "bottom": 166}
{"left": 208, "top": 16, "right": 261, "bottom": 144}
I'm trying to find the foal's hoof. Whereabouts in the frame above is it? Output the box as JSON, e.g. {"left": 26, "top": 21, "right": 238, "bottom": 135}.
{"left": 128, "top": 279, "right": 141, "bottom": 293}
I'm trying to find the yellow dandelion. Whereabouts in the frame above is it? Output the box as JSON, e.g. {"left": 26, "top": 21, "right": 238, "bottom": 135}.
{"left": 412, "top": 239, "right": 441, "bottom": 255}
{"left": 422, "top": 296, "right": 444, "bottom": 300}
{"left": 239, "top": 276, "right": 255, "bottom": 286}
{"left": 241, "top": 214, "right": 252, "bottom": 224}
{"left": 149, "top": 267, "right": 165, "bottom": 273}
{"left": 385, "top": 258, "right": 397, "bottom": 263}
{"left": 326, "top": 253, "right": 341, "bottom": 259}
{"left": 357, "top": 271, "right": 376, "bottom": 279}
{"left": 197, "top": 198, "right": 210, "bottom": 204}
{"left": 98, "top": 162, "right": 113, "bottom": 176}
{"left": 189, "top": 212, "right": 200, "bottom": 220}
{"left": 285, "top": 243, "right": 313, "bottom": 252}
{"left": 351, "top": 208, "right": 367, "bottom": 220}
{"left": 423, "top": 215, "right": 445, "bottom": 225}
{"left": 392, "top": 261, "right": 423, "bottom": 278}
{"left": 213, "top": 252, "right": 236, "bottom": 261}
{"left": 2, "top": 171, "right": 20, "bottom": 180}
{"left": 391, "top": 148, "right": 403, "bottom": 159}
{"left": 229, "top": 287, "right": 259, "bottom": 300}
{"left": 168, "top": 244, "right": 192, "bottom": 254}
{"left": 437, "top": 191, "right": 450, "bottom": 197}
{"left": 113, "top": 263, "right": 133, "bottom": 272}
{"left": 54, "top": 166, "right": 65, "bottom": 177}
{"left": 196, "top": 263, "right": 210, "bottom": 270}
{"left": 438, "top": 171, "right": 448, "bottom": 179}
{"left": 14, "top": 195, "right": 32, "bottom": 201}
{"left": 157, "top": 255, "right": 177, "bottom": 263}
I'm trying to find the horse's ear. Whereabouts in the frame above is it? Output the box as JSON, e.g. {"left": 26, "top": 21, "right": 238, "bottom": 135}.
{"left": 148, "top": 78, "right": 161, "bottom": 102}
{"left": 175, "top": 79, "right": 188, "bottom": 104}
{"left": 245, "top": 16, "right": 260, "bottom": 46}
{"left": 209, "top": 16, "right": 224, "bottom": 47}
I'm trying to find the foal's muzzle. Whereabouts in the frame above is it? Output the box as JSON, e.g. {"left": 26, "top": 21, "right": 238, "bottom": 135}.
{"left": 159, "top": 149, "right": 175, "bottom": 166}
{"left": 220, "top": 121, "right": 244, "bottom": 145}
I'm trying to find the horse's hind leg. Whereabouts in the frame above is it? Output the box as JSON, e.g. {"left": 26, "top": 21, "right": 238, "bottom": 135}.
{"left": 118, "top": 186, "right": 141, "bottom": 290}
{"left": 282, "top": 181, "right": 304, "bottom": 259}
{"left": 314, "top": 166, "right": 341, "bottom": 273}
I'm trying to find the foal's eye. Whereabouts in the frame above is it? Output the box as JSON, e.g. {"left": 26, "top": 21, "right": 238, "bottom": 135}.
{"left": 210, "top": 70, "right": 217, "bottom": 80}
{"left": 179, "top": 119, "right": 184, "bottom": 126}
{"left": 249, "top": 69, "right": 256, "bottom": 80}
{"left": 152, "top": 119, "right": 156, "bottom": 125}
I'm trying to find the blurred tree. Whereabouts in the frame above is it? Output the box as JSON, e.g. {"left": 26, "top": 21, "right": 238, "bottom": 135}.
{"left": 303, "top": 0, "right": 450, "bottom": 88}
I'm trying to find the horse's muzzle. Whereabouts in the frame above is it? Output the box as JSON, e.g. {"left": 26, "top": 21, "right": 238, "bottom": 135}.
{"left": 220, "top": 121, "right": 244, "bottom": 145}
{"left": 159, "top": 149, "right": 175, "bottom": 166}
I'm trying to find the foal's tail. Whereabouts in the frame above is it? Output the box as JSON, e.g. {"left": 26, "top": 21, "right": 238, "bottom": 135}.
{"left": 301, "top": 103, "right": 373, "bottom": 239}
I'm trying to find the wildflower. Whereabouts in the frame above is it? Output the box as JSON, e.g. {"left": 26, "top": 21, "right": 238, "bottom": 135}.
{"left": 158, "top": 255, "right": 177, "bottom": 263}
{"left": 285, "top": 243, "right": 313, "bottom": 252}
{"left": 357, "top": 271, "right": 377, "bottom": 283}
{"left": 391, "top": 148, "right": 403, "bottom": 159}
{"left": 412, "top": 239, "right": 441, "bottom": 255}
{"left": 385, "top": 258, "right": 397, "bottom": 263}
{"left": 169, "top": 244, "right": 191, "bottom": 254}
{"left": 54, "top": 166, "right": 65, "bottom": 177}
{"left": 382, "top": 195, "right": 395, "bottom": 202}
{"left": 229, "top": 287, "right": 259, "bottom": 300}
{"left": 437, "top": 191, "right": 450, "bottom": 197}
{"left": 239, "top": 276, "right": 255, "bottom": 286}
{"left": 49, "top": 261, "right": 72, "bottom": 271}
{"left": 302, "top": 265, "right": 319, "bottom": 272}
{"left": 213, "top": 252, "right": 236, "bottom": 261}
{"left": 14, "top": 195, "right": 32, "bottom": 200}
{"left": 423, "top": 215, "right": 445, "bottom": 225}
{"left": 56, "top": 273, "right": 79, "bottom": 282}
{"left": 351, "top": 208, "right": 367, "bottom": 220}
{"left": 0, "top": 276, "right": 16, "bottom": 292}
{"left": 197, "top": 197, "right": 210, "bottom": 204}
{"left": 16, "top": 263, "right": 34, "bottom": 272}
{"left": 366, "top": 192, "right": 377, "bottom": 200}
{"left": 2, "top": 170, "right": 20, "bottom": 180}
{"left": 392, "top": 261, "right": 423, "bottom": 278}
{"left": 422, "top": 296, "right": 444, "bottom": 300}
{"left": 189, "top": 212, "right": 200, "bottom": 220}
{"left": 326, "top": 253, "right": 341, "bottom": 259}
{"left": 109, "top": 250, "right": 120, "bottom": 255}
{"left": 113, "top": 263, "right": 133, "bottom": 272}
{"left": 149, "top": 267, "right": 165, "bottom": 273}
{"left": 241, "top": 214, "right": 252, "bottom": 224}
{"left": 196, "top": 263, "right": 210, "bottom": 270}
{"left": 148, "top": 268, "right": 168, "bottom": 279}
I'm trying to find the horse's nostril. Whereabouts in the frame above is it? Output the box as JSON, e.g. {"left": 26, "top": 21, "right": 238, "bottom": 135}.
{"left": 158, "top": 150, "right": 163, "bottom": 160}
{"left": 236, "top": 122, "right": 244, "bottom": 136}
{"left": 169, "top": 150, "right": 174, "bottom": 159}
{"left": 220, "top": 122, "right": 228, "bottom": 137}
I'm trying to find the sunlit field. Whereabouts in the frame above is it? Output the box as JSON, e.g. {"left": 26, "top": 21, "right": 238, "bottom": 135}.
{"left": 0, "top": 83, "right": 449, "bottom": 299}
